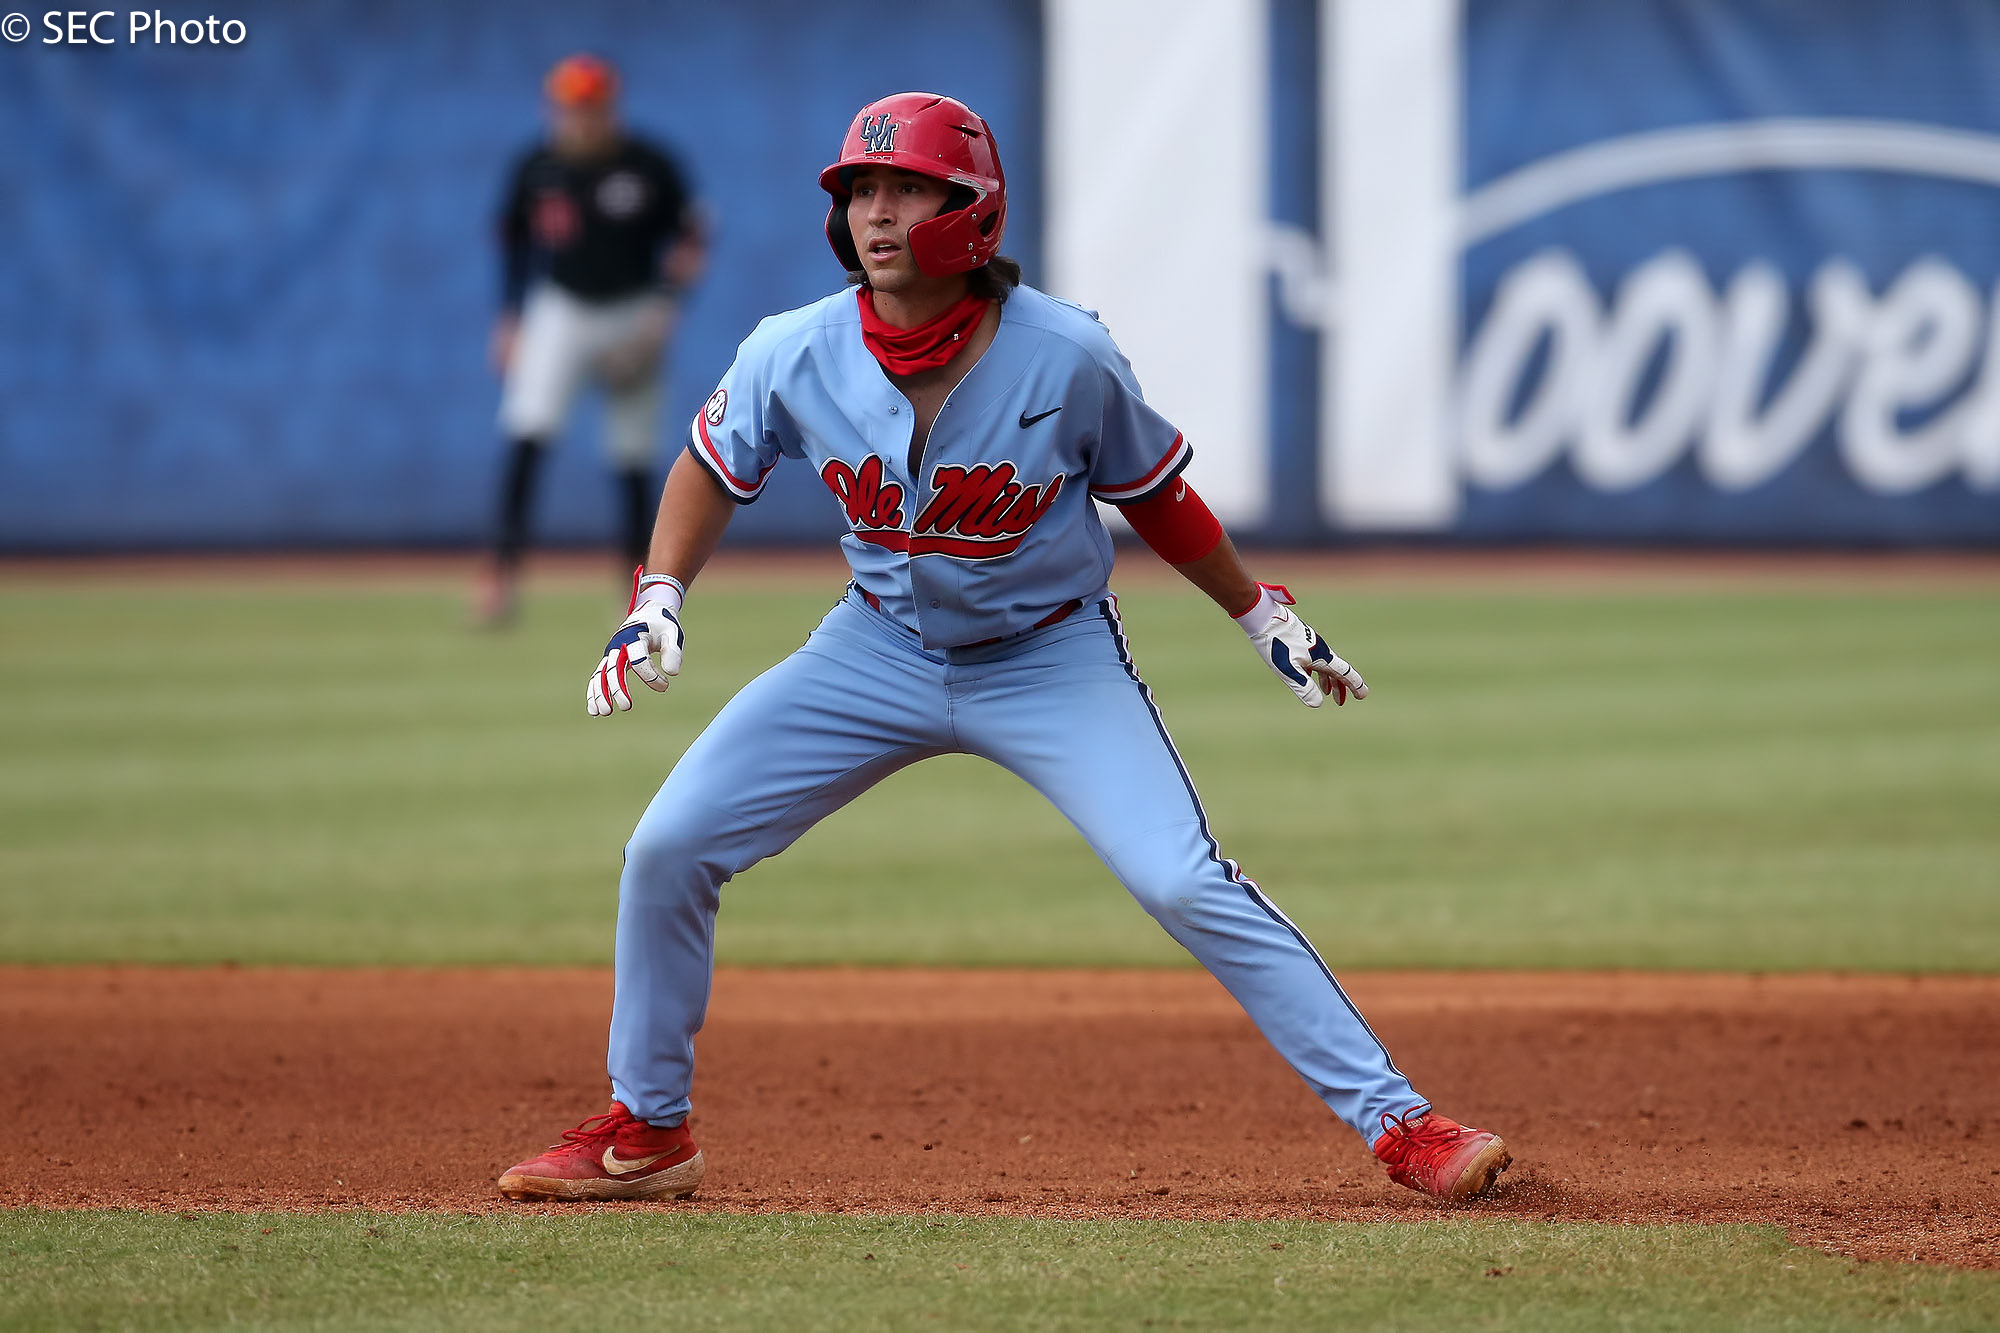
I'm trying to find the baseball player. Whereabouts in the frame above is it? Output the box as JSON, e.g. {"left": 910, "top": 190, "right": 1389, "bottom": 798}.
{"left": 475, "top": 54, "right": 707, "bottom": 626}
{"left": 499, "top": 93, "right": 1510, "bottom": 1204}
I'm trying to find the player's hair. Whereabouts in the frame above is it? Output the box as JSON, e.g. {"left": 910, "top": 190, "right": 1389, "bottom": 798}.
{"left": 846, "top": 256, "right": 1021, "bottom": 303}
{"left": 967, "top": 256, "right": 1022, "bottom": 302}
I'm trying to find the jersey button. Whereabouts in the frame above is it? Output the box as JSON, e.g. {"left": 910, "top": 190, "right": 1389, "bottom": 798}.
{"left": 929, "top": 599, "right": 942, "bottom": 608}
{"left": 889, "top": 405, "right": 900, "bottom": 415}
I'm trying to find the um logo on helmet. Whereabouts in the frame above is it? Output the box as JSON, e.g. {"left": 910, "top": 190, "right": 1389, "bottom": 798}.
{"left": 859, "top": 114, "right": 899, "bottom": 153}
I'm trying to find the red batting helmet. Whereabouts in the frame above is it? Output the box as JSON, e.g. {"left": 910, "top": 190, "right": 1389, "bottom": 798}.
{"left": 819, "top": 92, "right": 1006, "bottom": 276}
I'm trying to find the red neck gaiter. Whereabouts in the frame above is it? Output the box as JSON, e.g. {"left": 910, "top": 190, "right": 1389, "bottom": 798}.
{"left": 857, "top": 288, "right": 990, "bottom": 375}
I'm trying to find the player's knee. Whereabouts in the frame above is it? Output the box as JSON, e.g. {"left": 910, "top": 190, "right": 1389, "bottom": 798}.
{"left": 1117, "top": 862, "right": 1205, "bottom": 927}
{"left": 1107, "top": 826, "right": 1223, "bottom": 928}
{"left": 1126, "top": 878, "right": 1194, "bottom": 926}
{"left": 622, "top": 802, "right": 733, "bottom": 904}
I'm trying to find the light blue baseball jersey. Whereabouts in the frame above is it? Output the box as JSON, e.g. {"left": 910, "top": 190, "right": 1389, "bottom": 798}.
{"left": 686, "top": 283, "right": 1193, "bottom": 649}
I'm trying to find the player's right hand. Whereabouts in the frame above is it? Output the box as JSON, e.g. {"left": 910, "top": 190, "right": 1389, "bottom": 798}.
{"left": 586, "top": 600, "right": 683, "bottom": 717}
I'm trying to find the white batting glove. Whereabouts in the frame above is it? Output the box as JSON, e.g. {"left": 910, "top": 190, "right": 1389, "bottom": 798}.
{"left": 587, "top": 572, "right": 686, "bottom": 718}
{"left": 1236, "top": 582, "right": 1367, "bottom": 709}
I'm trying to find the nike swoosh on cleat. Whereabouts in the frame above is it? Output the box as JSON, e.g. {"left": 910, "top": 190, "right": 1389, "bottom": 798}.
{"left": 1019, "top": 407, "right": 1061, "bottom": 428}
{"left": 602, "top": 1146, "right": 674, "bottom": 1175}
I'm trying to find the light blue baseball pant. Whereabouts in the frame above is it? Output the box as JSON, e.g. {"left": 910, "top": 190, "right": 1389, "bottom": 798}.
{"left": 607, "top": 589, "right": 1426, "bottom": 1143}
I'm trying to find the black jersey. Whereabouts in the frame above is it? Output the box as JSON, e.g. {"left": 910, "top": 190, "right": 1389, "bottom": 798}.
{"left": 498, "top": 133, "right": 695, "bottom": 308}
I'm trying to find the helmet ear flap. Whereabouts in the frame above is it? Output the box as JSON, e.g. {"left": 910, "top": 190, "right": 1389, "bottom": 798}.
{"left": 825, "top": 199, "right": 861, "bottom": 272}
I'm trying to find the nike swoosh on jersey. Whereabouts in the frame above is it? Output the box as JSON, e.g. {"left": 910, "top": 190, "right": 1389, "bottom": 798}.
{"left": 602, "top": 1146, "right": 674, "bottom": 1175}
{"left": 1019, "top": 407, "right": 1062, "bottom": 428}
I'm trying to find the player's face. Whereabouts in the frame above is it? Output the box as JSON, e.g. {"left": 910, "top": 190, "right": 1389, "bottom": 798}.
{"left": 846, "top": 166, "right": 954, "bottom": 293}
{"left": 550, "top": 101, "right": 617, "bottom": 158}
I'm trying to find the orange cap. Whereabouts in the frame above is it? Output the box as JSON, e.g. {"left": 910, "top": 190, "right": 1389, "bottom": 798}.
{"left": 546, "top": 55, "right": 618, "bottom": 108}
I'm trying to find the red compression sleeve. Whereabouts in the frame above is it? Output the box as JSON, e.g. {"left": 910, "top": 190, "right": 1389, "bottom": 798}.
{"left": 1122, "top": 477, "right": 1224, "bottom": 565}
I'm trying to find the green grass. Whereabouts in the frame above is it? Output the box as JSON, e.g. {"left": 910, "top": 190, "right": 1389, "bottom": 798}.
{"left": 1, "top": 575, "right": 1995, "bottom": 969}
{"left": 5, "top": 576, "right": 1996, "bottom": 1325}
{"left": 3, "top": 1210, "right": 1993, "bottom": 1331}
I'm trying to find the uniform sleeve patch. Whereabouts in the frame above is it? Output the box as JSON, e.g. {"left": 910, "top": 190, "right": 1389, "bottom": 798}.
{"left": 704, "top": 388, "right": 728, "bottom": 426}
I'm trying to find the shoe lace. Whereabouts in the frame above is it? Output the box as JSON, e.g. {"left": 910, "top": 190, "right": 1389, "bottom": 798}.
{"left": 1376, "top": 1109, "right": 1465, "bottom": 1163}
{"left": 554, "top": 1107, "right": 633, "bottom": 1150}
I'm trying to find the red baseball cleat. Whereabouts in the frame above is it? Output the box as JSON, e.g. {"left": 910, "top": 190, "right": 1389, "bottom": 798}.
{"left": 1372, "top": 1109, "right": 1511, "bottom": 1202}
{"left": 498, "top": 1101, "right": 705, "bottom": 1201}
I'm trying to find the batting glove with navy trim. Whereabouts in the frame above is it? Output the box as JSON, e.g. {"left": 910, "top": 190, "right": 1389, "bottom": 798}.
{"left": 1238, "top": 583, "right": 1367, "bottom": 709}
{"left": 587, "top": 576, "right": 685, "bottom": 718}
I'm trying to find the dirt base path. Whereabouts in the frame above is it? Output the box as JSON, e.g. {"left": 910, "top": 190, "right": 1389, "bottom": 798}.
{"left": 3, "top": 968, "right": 1994, "bottom": 1267}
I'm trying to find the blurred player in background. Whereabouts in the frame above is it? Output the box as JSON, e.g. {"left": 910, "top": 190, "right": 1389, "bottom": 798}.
{"left": 476, "top": 54, "right": 707, "bottom": 626}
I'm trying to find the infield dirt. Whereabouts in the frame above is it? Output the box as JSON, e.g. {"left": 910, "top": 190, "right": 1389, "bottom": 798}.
{"left": 3, "top": 967, "right": 1993, "bottom": 1268}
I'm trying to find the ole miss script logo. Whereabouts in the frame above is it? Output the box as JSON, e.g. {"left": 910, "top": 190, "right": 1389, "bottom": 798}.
{"left": 820, "top": 455, "right": 1066, "bottom": 559}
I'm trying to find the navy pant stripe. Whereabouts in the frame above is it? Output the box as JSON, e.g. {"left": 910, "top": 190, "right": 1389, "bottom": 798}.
{"left": 1093, "top": 598, "right": 1407, "bottom": 1081}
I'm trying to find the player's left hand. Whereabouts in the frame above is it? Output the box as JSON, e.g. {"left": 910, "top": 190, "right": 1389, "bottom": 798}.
{"left": 586, "top": 599, "right": 683, "bottom": 717}
{"left": 1240, "top": 583, "right": 1367, "bottom": 708}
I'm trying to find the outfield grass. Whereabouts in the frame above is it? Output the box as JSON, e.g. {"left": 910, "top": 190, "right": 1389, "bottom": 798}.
{"left": 1, "top": 575, "right": 1995, "bottom": 969}
{"left": 3, "top": 1210, "right": 1993, "bottom": 1331}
